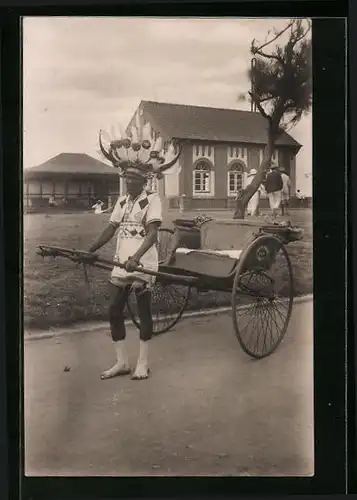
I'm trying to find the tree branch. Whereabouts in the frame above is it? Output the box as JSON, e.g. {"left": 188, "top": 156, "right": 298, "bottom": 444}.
{"left": 293, "top": 23, "right": 311, "bottom": 46}
{"left": 259, "top": 96, "right": 273, "bottom": 103}
{"left": 252, "top": 20, "right": 294, "bottom": 53}
{"left": 288, "top": 20, "right": 311, "bottom": 50}
{"left": 248, "top": 91, "right": 271, "bottom": 120}
{"left": 252, "top": 49, "right": 284, "bottom": 64}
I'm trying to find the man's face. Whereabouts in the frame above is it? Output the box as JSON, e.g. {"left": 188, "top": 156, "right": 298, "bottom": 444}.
{"left": 125, "top": 175, "right": 146, "bottom": 197}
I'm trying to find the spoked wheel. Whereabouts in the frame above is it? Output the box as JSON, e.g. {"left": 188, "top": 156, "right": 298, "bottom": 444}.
{"left": 127, "top": 227, "right": 189, "bottom": 335}
{"left": 231, "top": 233, "right": 294, "bottom": 359}
{"left": 126, "top": 281, "right": 191, "bottom": 335}
{"left": 157, "top": 227, "right": 176, "bottom": 264}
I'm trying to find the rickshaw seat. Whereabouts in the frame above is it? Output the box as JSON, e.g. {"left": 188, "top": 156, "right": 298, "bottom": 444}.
{"left": 172, "top": 248, "right": 239, "bottom": 278}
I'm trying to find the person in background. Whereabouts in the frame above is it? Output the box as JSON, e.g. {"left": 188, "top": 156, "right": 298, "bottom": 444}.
{"left": 280, "top": 167, "right": 291, "bottom": 216}
{"left": 246, "top": 168, "right": 260, "bottom": 217}
{"left": 264, "top": 162, "right": 283, "bottom": 221}
{"left": 48, "top": 194, "right": 57, "bottom": 207}
{"left": 257, "top": 182, "right": 266, "bottom": 216}
{"left": 179, "top": 193, "right": 186, "bottom": 214}
{"left": 296, "top": 189, "right": 306, "bottom": 208}
{"left": 92, "top": 199, "right": 105, "bottom": 214}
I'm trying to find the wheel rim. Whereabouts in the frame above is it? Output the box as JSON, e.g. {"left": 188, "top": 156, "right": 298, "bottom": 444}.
{"left": 232, "top": 235, "right": 294, "bottom": 359}
{"left": 127, "top": 282, "right": 191, "bottom": 335}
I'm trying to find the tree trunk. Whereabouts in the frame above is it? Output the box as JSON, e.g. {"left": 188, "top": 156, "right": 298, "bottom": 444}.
{"left": 233, "top": 121, "right": 279, "bottom": 219}
{"left": 233, "top": 139, "right": 275, "bottom": 219}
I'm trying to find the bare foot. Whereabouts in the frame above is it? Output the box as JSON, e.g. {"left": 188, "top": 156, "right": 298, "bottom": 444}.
{"left": 131, "top": 364, "right": 150, "bottom": 380}
{"left": 101, "top": 363, "right": 131, "bottom": 380}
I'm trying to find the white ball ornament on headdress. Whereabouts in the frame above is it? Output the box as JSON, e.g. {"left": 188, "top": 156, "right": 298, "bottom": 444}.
{"left": 98, "top": 120, "right": 182, "bottom": 180}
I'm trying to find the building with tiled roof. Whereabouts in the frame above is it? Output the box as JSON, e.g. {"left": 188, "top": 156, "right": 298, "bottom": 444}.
{"left": 24, "top": 153, "right": 120, "bottom": 210}
{"left": 127, "top": 100, "right": 302, "bottom": 210}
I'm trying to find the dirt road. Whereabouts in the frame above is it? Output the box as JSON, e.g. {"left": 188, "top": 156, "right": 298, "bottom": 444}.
{"left": 24, "top": 300, "right": 314, "bottom": 477}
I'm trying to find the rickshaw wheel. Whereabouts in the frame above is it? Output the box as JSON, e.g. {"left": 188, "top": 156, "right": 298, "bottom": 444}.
{"left": 127, "top": 227, "right": 190, "bottom": 335}
{"left": 127, "top": 281, "right": 191, "bottom": 335}
{"left": 231, "top": 233, "right": 294, "bottom": 359}
{"left": 156, "top": 227, "right": 175, "bottom": 263}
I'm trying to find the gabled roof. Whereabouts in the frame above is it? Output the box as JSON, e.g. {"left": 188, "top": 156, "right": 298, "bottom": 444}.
{"left": 138, "top": 100, "right": 301, "bottom": 149}
{"left": 24, "top": 153, "right": 118, "bottom": 176}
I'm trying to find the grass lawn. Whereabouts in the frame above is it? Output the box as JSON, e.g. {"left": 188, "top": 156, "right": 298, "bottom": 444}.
{"left": 24, "top": 209, "right": 312, "bottom": 331}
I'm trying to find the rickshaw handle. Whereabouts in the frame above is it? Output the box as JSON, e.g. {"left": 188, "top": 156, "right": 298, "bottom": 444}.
{"left": 37, "top": 245, "right": 199, "bottom": 285}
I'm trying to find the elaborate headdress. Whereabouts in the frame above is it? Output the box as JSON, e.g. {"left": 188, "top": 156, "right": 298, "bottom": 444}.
{"left": 98, "top": 116, "right": 181, "bottom": 180}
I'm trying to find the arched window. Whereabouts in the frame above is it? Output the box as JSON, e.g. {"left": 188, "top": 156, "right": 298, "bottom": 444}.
{"left": 193, "top": 161, "right": 212, "bottom": 194}
{"left": 228, "top": 163, "right": 244, "bottom": 196}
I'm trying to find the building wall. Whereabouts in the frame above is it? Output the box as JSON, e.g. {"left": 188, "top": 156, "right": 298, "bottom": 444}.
{"left": 289, "top": 154, "right": 297, "bottom": 195}
{"left": 23, "top": 175, "right": 120, "bottom": 209}
{"left": 169, "top": 141, "right": 297, "bottom": 209}
{"left": 214, "top": 145, "right": 227, "bottom": 199}
{"left": 181, "top": 142, "right": 192, "bottom": 196}
{"left": 128, "top": 104, "right": 300, "bottom": 209}
{"left": 247, "top": 146, "right": 261, "bottom": 172}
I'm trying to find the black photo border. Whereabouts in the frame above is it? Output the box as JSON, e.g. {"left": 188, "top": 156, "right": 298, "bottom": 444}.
{"left": 0, "top": 2, "right": 349, "bottom": 498}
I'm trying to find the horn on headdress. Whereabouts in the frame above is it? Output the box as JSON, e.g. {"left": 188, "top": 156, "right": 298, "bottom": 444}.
{"left": 158, "top": 142, "right": 182, "bottom": 173}
{"left": 98, "top": 123, "right": 182, "bottom": 178}
{"left": 99, "top": 130, "right": 119, "bottom": 167}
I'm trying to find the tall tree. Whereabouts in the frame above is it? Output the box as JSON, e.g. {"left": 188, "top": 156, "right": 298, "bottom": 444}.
{"left": 233, "top": 19, "right": 312, "bottom": 219}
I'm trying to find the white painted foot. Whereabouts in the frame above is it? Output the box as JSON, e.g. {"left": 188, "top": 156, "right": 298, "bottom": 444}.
{"left": 131, "top": 363, "right": 150, "bottom": 380}
{"left": 101, "top": 363, "right": 131, "bottom": 380}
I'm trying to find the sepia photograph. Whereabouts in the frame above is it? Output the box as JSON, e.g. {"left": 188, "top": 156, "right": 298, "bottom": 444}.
{"left": 23, "top": 16, "right": 313, "bottom": 477}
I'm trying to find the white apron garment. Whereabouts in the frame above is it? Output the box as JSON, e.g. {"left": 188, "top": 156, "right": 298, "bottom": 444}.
{"left": 109, "top": 190, "right": 162, "bottom": 287}
{"left": 281, "top": 172, "right": 291, "bottom": 202}
{"left": 92, "top": 202, "right": 104, "bottom": 214}
{"left": 246, "top": 176, "right": 259, "bottom": 216}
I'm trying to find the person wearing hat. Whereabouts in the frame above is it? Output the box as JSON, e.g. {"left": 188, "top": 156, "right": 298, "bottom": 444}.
{"left": 246, "top": 168, "right": 260, "bottom": 217}
{"left": 91, "top": 199, "right": 105, "bottom": 214}
{"left": 87, "top": 124, "right": 181, "bottom": 381}
{"left": 279, "top": 167, "right": 291, "bottom": 216}
{"left": 264, "top": 161, "right": 283, "bottom": 221}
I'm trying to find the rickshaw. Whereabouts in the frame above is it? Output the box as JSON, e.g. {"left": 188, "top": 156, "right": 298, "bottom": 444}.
{"left": 37, "top": 217, "right": 303, "bottom": 359}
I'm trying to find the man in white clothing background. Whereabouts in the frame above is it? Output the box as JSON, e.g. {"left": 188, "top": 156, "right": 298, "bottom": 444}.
{"left": 280, "top": 167, "right": 291, "bottom": 216}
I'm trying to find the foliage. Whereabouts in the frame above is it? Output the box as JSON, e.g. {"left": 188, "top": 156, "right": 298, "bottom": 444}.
{"left": 233, "top": 19, "right": 312, "bottom": 219}
{"left": 249, "top": 19, "right": 312, "bottom": 129}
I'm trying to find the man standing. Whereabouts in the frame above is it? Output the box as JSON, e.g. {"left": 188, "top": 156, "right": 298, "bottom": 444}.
{"left": 89, "top": 122, "right": 181, "bottom": 380}
{"left": 280, "top": 167, "right": 291, "bottom": 216}
{"left": 264, "top": 162, "right": 283, "bottom": 221}
{"left": 88, "top": 167, "right": 162, "bottom": 381}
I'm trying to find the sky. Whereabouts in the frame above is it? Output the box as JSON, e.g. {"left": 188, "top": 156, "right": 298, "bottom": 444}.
{"left": 23, "top": 17, "right": 312, "bottom": 195}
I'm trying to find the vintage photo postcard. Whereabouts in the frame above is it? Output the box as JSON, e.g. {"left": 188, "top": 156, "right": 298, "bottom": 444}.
{"left": 23, "top": 16, "right": 314, "bottom": 478}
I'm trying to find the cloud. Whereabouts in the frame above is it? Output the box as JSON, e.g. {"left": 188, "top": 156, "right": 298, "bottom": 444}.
{"left": 23, "top": 16, "right": 312, "bottom": 173}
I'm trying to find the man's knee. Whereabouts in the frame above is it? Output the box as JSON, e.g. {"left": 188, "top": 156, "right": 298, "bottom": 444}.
{"left": 108, "top": 286, "right": 128, "bottom": 318}
{"left": 134, "top": 285, "right": 153, "bottom": 341}
{"left": 135, "top": 286, "right": 152, "bottom": 311}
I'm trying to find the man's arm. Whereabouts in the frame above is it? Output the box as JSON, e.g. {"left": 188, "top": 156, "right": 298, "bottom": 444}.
{"left": 131, "top": 222, "right": 160, "bottom": 263}
{"left": 88, "top": 223, "right": 117, "bottom": 253}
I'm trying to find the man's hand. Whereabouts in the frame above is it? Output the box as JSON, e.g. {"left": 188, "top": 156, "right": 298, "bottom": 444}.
{"left": 124, "top": 256, "right": 140, "bottom": 273}
{"left": 84, "top": 252, "right": 99, "bottom": 263}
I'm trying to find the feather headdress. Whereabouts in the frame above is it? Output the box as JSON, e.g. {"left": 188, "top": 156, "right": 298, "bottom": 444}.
{"left": 98, "top": 116, "right": 181, "bottom": 180}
